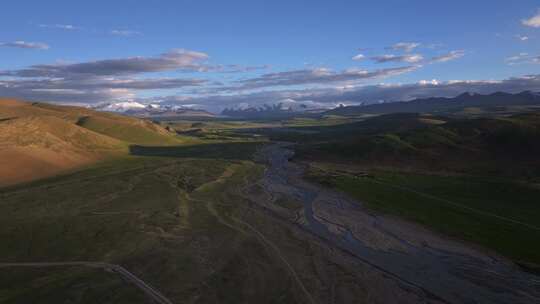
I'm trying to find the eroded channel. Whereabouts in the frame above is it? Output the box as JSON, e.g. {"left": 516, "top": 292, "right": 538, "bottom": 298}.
{"left": 253, "top": 142, "right": 540, "bottom": 304}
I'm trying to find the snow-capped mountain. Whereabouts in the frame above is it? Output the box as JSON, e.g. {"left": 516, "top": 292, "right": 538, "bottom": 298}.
{"left": 91, "top": 102, "right": 216, "bottom": 118}
{"left": 92, "top": 101, "right": 147, "bottom": 112}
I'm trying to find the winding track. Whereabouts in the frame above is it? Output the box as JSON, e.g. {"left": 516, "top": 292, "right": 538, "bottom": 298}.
{"left": 0, "top": 262, "right": 173, "bottom": 304}
{"left": 187, "top": 165, "right": 318, "bottom": 304}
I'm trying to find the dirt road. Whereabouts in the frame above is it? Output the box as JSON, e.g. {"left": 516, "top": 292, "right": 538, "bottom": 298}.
{"left": 0, "top": 262, "right": 173, "bottom": 304}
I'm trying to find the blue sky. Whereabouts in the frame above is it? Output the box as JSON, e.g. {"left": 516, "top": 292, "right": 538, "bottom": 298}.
{"left": 1, "top": 0, "right": 539, "bottom": 112}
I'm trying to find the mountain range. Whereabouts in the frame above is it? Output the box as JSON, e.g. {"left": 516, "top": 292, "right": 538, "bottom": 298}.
{"left": 325, "top": 91, "right": 540, "bottom": 116}
{"left": 92, "top": 102, "right": 216, "bottom": 118}
{"left": 90, "top": 91, "right": 540, "bottom": 120}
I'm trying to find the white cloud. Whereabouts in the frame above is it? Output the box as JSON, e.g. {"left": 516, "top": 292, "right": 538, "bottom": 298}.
{"left": 506, "top": 53, "right": 540, "bottom": 65}
{"left": 110, "top": 29, "right": 142, "bottom": 37}
{"left": 216, "top": 64, "right": 271, "bottom": 73}
{"left": 403, "top": 54, "right": 424, "bottom": 63}
{"left": 371, "top": 54, "right": 424, "bottom": 63}
{"left": 418, "top": 79, "right": 440, "bottom": 86}
{"left": 0, "top": 48, "right": 274, "bottom": 106}
{"left": 506, "top": 53, "right": 529, "bottom": 62}
{"left": 227, "top": 65, "right": 419, "bottom": 90}
{"left": 523, "top": 10, "right": 540, "bottom": 28}
{"left": 370, "top": 50, "right": 464, "bottom": 65}
{"left": 0, "top": 75, "right": 209, "bottom": 105}
{"left": 0, "top": 41, "right": 49, "bottom": 50}
{"left": 388, "top": 42, "right": 421, "bottom": 52}
{"left": 39, "top": 24, "right": 80, "bottom": 30}
{"left": 516, "top": 35, "right": 529, "bottom": 41}
{"left": 352, "top": 54, "right": 366, "bottom": 61}
{"left": 1, "top": 49, "right": 210, "bottom": 77}
{"left": 429, "top": 50, "right": 465, "bottom": 63}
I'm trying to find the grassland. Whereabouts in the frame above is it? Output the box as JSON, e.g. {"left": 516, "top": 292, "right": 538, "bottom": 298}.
{"left": 0, "top": 267, "right": 149, "bottom": 303}
{"left": 0, "top": 139, "right": 291, "bottom": 303}
{"left": 0, "top": 122, "right": 385, "bottom": 303}
{"left": 306, "top": 164, "right": 540, "bottom": 267}
{"left": 164, "top": 114, "right": 360, "bottom": 135}
{"left": 3, "top": 98, "right": 540, "bottom": 302}
{"left": 272, "top": 111, "right": 540, "bottom": 267}
{"left": 76, "top": 115, "right": 182, "bottom": 145}
{"left": 2, "top": 100, "right": 306, "bottom": 302}
{"left": 166, "top": 112, "right": 540, "bottom": 269}
{"left": 1, "top": 120, "right": 348, "bottom": 304}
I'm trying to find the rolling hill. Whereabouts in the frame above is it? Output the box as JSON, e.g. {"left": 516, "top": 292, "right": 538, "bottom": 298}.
{"left": 0, "top": 99, "right": 180, "bottom": 186}
{"left": 75, "top": 115, "right": 179, "bottom": 145}
{"left": 257, "top": 111, "right": 540, "bottom": 179}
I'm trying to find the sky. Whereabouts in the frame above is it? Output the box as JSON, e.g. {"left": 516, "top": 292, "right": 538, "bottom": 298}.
{"left": 1, "top": 0, "right": 540, "bottom": 112}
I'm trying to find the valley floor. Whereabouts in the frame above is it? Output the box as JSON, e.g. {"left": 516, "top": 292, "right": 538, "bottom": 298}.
{"left": 250, "top": 143, "right": 540, "bottom": 304}
{"left": 1, "top": 141, "right": 539, "bottom": 304}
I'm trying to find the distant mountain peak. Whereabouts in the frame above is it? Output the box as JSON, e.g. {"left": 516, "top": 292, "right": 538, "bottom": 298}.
{"left": 92, "top": 101, "right": 146, "bottom": 112}
{"left": 457, "top": 92, "right": 476, "bottom": 98}
{"left": 325, "top": 91, "right": 540, "bottom": 116}
{"left": 90, "top": 102, "right": 216, "bottom": 118}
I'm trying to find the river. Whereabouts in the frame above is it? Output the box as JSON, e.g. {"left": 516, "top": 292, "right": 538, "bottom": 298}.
{"left": 251, "top": 142, "right": 540, "bottom": 304}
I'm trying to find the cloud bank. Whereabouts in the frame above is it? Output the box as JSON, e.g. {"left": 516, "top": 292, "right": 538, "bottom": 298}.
{"left": 110, "top": 30, "right": 142, "bottom": 37}
{"left": 0, "top": 41, "right": 49, "bottom": 50}
{"left": 0, "top": 43, "right": 535, "bottom": 113}
{"left": 388, "top": 42, "right": 421, "bottom": 52}
{"left": 1, "top": 49, "right": 210, "bottom": 78}
{"left": 506, "top": 53, "right": 540, "bottom": 65}
{"left": 371, "top": 54, "right": 424, "bottom": 64}
{"left": 138, "top": 75, "right": 540, "bottom": 112}
{"left": 39, "top": 24, "right": 79, "bottom": 30}
{"left": 231, "top": 66, "right": 419, "bottom": 90}
{"left": 430, "top": 50, "right": 465, "bottom": 63}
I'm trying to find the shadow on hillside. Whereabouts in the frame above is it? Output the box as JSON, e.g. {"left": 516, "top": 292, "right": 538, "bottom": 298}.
{"left": 0, "top": 117, "right": 17, "bottom": 123}
{"left": 129, "top": 142, "right": 261, "bottom": 161}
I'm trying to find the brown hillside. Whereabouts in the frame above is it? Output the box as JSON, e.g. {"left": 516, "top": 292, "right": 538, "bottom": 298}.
{"left": 0, "top": 99, "right": 176, "bottom": 186}
{"left": 0, "top": 115, "right": 125, "bottom": 187}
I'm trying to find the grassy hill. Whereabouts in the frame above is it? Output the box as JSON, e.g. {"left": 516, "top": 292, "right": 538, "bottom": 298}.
{"left": 258, "top": 112, "right": 540, "bottom": 180}
{"left": 76, "top": 115, "right": 180, "bottom": 145}
{"left": 0, "top": 99, "right": 180, "bottom": 186}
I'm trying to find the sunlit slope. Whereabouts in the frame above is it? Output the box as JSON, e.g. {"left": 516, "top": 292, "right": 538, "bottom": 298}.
{"left": 76, "top": 115, "right": 180, "bottom": 145}
{"left": 0, "top": 99, "right": 179, "bottom": 186}
{"left": 0, "top": 115, "right": 126, "bottom": 186}
{"left": 23, "top": 101, "right": 180, "bottom": 145}
{"left": 0, "top": 99, "right": 73, "bottom": 119}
